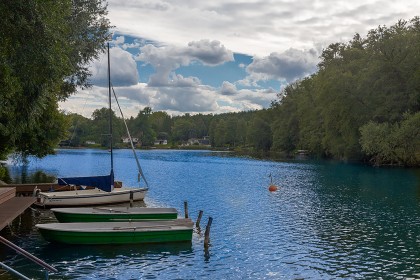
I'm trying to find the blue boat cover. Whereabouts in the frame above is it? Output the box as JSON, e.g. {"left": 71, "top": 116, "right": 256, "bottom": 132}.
{"left": 58, "top": 171, "right": 114, "bottom": 192}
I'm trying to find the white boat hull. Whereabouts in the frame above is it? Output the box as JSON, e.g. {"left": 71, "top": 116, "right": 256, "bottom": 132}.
{"left": 35, "top": 187, "right": 147, "bottom": 207}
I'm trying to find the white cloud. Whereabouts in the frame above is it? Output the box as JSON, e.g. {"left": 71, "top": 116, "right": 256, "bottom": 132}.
{"left": 137, "top": 40, "right": 233, "bottom": 87}
{"left": 62, "top": 41, "right": 236, "bottom": 116}
{"left": 220, "top": 81, "right": 238, "bottom": 96}
{"left": 232, "top": 88, "right": 277, "bottom": 108}
{"left": 186, "top": 40, "right": 234, "bottom": 66}
{"left": 107, "top": 0, "right": 420, "bottom": 57}
{"left": 151, "top": 85, "right": 219, "bottom": 113}
{"left": 244, "top": 47, "right": 321, "bottom": 83}
{"left": 90, "top": 47, "right": 138, "bottom": 87}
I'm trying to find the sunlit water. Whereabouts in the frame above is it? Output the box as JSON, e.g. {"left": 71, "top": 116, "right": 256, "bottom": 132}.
{"left": 1, "top": 149, "right": 420, "bottom": 279}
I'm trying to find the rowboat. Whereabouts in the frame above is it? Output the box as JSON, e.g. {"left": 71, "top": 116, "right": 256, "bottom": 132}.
{"left": 52, "top": 207, "right": 178, "bottom": 222}
{"left": 36, "top": 219, "right": 194, "bottom": 244}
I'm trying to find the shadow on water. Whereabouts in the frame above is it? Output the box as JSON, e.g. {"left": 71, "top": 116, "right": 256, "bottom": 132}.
{"left": 413, "top": 168, "right": 420, "bottom": 201}
{"left": 38, "top": 241, "right": 193, "bottom": 262}
{"left": 1, "top": 239, "right": 193, "bottom": 280}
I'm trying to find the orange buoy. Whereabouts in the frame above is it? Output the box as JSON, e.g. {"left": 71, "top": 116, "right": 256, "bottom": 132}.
{"left": 268, "top": 185, "right": 278, "bottom": 192}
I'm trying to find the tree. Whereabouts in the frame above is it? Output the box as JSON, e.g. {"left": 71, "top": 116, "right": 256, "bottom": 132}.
{"left": 235, "top": 119, "right": 248, "bottom": 146}
{"left": 214, "top": 120, "right": 227, "bottom": 147}
{"left": 0, "top": 0, "right": 111, "bottom": 159}
{"left": 172, "top": 118, "right": 194, "bottom": 142}
{"left": 65, "top": 113, "right": 93, "bottom": 147}
{"left": 149, "top": 111, "right": 172, "bottom": 139}
{"left": 248, "top": 117, "right": 272, "bottom": 152}
{"left": 360, "top": 112, "right": 420, "bottom": 166}
{"left": 91, "top": 108, "right": 125, "bottom": 148}
{"left": 130, "top": 108, "right": 156, "bottom": 146}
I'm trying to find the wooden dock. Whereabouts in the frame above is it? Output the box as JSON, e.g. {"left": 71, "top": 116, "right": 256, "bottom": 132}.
{"left": 0, "top": 183, "right": 60, "bottom": 196}
{"left": 0, "top": 183, "right": 98, "bottom": 196}
{"left": 0, "top": 188, "right": 36, "bottom": 231}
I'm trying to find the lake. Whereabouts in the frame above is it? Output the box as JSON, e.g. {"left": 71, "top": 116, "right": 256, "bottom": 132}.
{"left": 1, "top": 149, "right": 420, "bottom": 279}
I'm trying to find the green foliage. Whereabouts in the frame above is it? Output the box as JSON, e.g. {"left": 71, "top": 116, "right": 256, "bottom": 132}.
{"left": 66, "top": 113, "right": 93, "bottom": 146}
{"left": 359, "top": 121, "right": 396, "bottom": 165}
{"left": 271, "top": 83, "right": 300, "bottom": 153}
{"left": 0, "top": 0, "right": 111, "bottom": 158}
{"left": 149, "top": 111, "right": 172, "bottom": 138}
{"left": 127, "top": 107, "right": 156, "bottom": 146}
{"left": 247, "top": 117, "right": 272, "bottom": 151}
{"left": 0, "top": 166, "right": 11, "bottom": 184}
{"left": 91, "top": 108, "right": 124, "bottom": 147}
{"left": 360, "top": 112, "right": 420, "bottom": 166}
{"left": 172, "top": 118, "right": 194, "bottom": 142}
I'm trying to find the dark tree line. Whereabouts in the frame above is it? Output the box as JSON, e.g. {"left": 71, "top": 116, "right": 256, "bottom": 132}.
{"left": 64, "top": 107, "right": 274, "bottom": 152}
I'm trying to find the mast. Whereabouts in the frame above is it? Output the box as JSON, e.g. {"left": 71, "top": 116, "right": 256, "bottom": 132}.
{"left": 107, "top": 43, "right": 114, "bottom": 173}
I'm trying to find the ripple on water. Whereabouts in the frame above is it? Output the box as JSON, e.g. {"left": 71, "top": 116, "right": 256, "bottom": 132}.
{"left": 3, "top": 151, "right": 420, "bottom": 279}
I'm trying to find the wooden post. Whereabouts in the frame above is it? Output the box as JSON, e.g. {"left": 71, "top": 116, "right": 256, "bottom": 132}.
{"left": 196, "top": 210, "right": 203, "bottom": 227}
{"left": 204, "top": 217, "right": 213, "bottom": 248}
{"left": 184, "top": 201, "right": 189, "bottom": 219}
{"left": 129, "top": 191, "right": 133, "bottom": 207}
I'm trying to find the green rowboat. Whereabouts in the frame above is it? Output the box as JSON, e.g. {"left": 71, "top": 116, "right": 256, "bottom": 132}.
{"left": 52, "top": 207, "right": 178, "bottom": 223}
{"left": 36, "top": 219, "right": 194, "bottom": 244}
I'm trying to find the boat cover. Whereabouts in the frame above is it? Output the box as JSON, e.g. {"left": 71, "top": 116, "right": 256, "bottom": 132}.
{"left": 58, "top": 171, "right": 114, "bottom": 192}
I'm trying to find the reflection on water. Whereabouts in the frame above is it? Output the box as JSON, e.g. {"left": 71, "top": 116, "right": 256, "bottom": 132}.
{"left": 1, "top": 150, "right": 420, "bottom": 279}
{"left": 0, "top": 166, "right": 11, "bottom": 184}
{"left": 6, "top": 167, "right": 55, "bottom": 184}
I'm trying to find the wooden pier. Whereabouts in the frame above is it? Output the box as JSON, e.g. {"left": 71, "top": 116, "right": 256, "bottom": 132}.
{"left": 0, "top": 183, "right": 60, "bottom": 196}
{"left": 0, "top": 182, "right": 123, "bottom": 231}
{"left": 0, "top": 188, "right": 36, "bottom": 231}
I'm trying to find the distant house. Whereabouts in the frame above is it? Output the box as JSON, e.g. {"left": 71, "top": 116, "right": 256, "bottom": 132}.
{"left": 154, "top": 139, "right": 168, "bottom": 145}
{"left": 121, "top": 137, "right": 139, "bottom": 144}
{"left": 187, "top": 138, "right": 200, "bottom": 145}
{"left": 198, "top": 136, "right": 210, "bottom": 146}
{"left": 59, "top": 140, "right": 71, "bottom": 146}
{"left": 85, "top": 140, "right": 96, "bottom": 145}
{"left": 186, "top": 136, "right": 210, "bottom": 146}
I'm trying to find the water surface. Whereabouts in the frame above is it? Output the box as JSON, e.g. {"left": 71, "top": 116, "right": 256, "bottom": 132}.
{"left": 2, "top": 149, "right": 420, "bottom": 279}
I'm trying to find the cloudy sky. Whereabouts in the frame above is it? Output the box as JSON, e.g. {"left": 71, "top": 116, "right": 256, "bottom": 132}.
{"left": 60, "top": 0, "right": 419, "bottom": 118}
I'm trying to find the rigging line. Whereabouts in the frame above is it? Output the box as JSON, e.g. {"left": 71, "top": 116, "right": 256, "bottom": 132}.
{"left": 110, "top": 83, "right": 149, "bottom": 189}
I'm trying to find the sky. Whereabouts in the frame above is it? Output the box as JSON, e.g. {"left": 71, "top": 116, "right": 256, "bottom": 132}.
{"left": 59, "top": 0, "right": 420, "bottom": 118}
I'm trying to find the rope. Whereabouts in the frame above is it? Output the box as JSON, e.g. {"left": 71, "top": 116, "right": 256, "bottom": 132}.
{"left": 111, "top": 83, "right": 149, "bottom": 189}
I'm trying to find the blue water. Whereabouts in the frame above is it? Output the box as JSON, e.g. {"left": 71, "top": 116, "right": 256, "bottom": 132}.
{"left": 2, "top": 149, "right": 420, "bottom": 279}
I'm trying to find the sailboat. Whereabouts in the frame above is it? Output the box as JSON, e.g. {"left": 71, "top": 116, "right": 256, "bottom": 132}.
{"left": 34, "top": 43, "right": 148, "bottom": 207}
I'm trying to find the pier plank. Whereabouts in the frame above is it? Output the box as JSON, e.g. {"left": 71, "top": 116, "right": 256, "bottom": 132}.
{"left": 0, "top": 188, "right": 15, "bottom": 204}
{"left": 0, "top": 197, "right": 36, "bottom": 231}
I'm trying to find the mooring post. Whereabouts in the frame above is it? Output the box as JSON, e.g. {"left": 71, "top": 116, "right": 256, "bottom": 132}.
{"left": 129, "top": 191, "right": 133, "bottom": 207}
{"left": 196, "top": 210, "right": 203, "bottom": 227}
{"left": 184, "top": 201, "right": 189, "bottom": 218}
{"left": 204, "top": 217, "right": 213, "bottom": 248}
